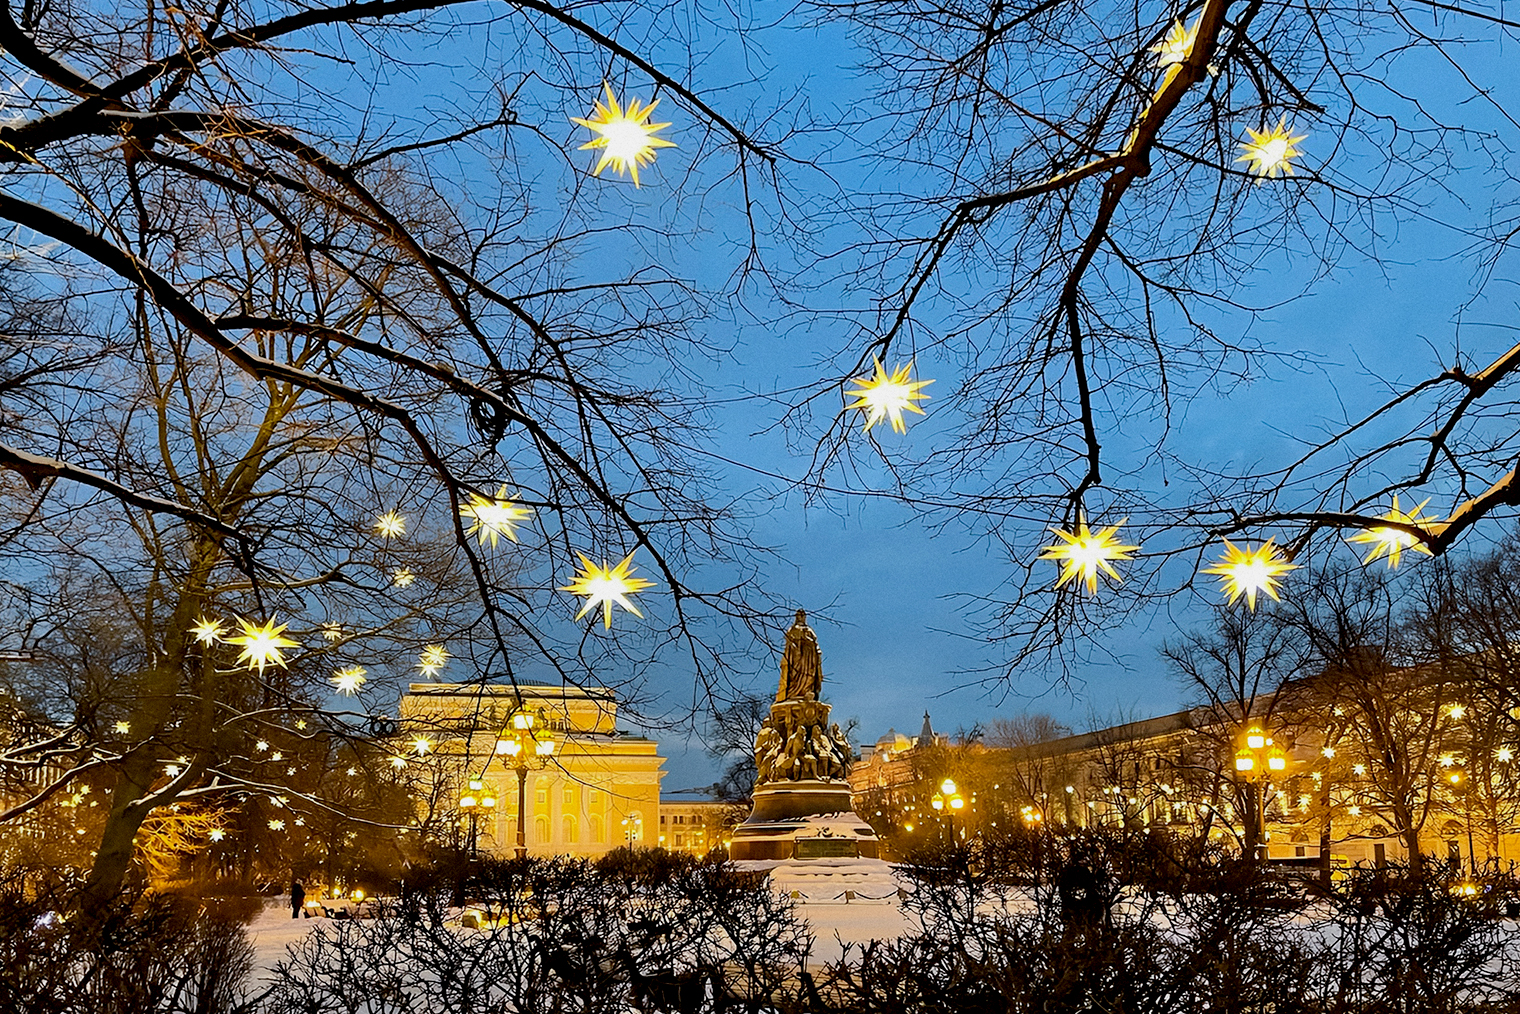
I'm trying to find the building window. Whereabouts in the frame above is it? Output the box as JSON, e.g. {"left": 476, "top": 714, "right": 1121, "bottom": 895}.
{"left": 590, "top": 815, "right": 604, "bottom": 844}
{"left": 675, "top": 833, "right": 684, "bottom": 847}
{"left": 562, "top": 814, "right": 578, "bottom": 843}
{"left": 536, "top": 788, "right": 546, "bottom": 805}
{"left": 535, "top": 816, "right": 550, "bottom": 844}
{"left": 563, "top": 786, "right": 576, "bottom": 806}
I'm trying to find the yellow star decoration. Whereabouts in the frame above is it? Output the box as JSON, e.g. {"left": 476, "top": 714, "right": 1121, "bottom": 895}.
{"left": 189, "top": 616, "right": 224, "bottom": 646}
{"left": 461, "top": 485, "right": 534, "bottom": 547}
{"left": 390, "top": 756, "right": 408, "bottom": 770}
{"left": 375, "top": 511, "right": 406, "bottom": 538}
{"left": 412, "top": 736, "right": 433, "bottom": 756}
{"left": 570, "top": 82, "right": 676, "bottom": 187}
{"left": 392, "top": 567, "right": 416, "bottom": 588}
{"left": 268, "top": 819, "right": 285, "bottom": 831}
{"left": 1040, "top": 516, "right": 1139, "bottom": 594}
{"left": 562, "top": 551, "right": 656, "bottom": 629}
{"left": 1202, "top": 538, "right": 1298, "bottom": 610}
{"left": 1236, "top": 118, "right": 1307, "bottom": 179}
{"left": 114, "top": 721, "right": 130, "bottom": 734}
{"left": 331, "top": 665, "right": 367, "bottom": 695}
{"left": 226, "top": 618, "right": 300, "bottom": 675}
{"left": 321, "top": 623, "right": 343, "bottom": 643}
{"left": 844, "top": 358, "right": 934, "bottom": 434}
{"left": 416, "top": 644, "right": 449, "bottom": 677}
{"left": 209, "top": 828, "right": 226, "bottom": 842}
{"left": 1346, "top": 496, "right": 1439, "bottom": 569}
{"left": 1152, "top": 18, "right": 1197, "bottom": 69}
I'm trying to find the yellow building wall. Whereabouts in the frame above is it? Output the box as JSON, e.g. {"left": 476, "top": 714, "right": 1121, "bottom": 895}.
{"left": 398, "top": 682, "right": 664, "bottom": 858}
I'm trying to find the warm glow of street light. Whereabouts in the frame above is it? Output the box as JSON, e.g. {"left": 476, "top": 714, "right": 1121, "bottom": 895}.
{"left": 844, "top": 358, "right": 934, "bottom": 434}
{"left": 1041, "top": 516, "right": 1139, "bottom": 594}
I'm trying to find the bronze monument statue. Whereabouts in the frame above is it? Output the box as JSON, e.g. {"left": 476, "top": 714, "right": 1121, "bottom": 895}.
{"left": 729, "top": 606, "right": 879, "bottom": 861}
{"left": 777, "top": 609, "right": 823, "bottom": 703}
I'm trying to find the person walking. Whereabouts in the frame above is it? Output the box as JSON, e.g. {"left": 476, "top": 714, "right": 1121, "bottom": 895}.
{"left": 291, "top": 879, "right": 306, "bottom": 919}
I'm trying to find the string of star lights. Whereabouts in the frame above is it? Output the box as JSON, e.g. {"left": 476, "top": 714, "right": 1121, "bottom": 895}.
{"left": 331, "top": 665, "right": 367, "bottom": 695}
{"left": 1040, "top": 516, "right": 1139, "bottom": 594}
{"left": 1236, "top": 117, "right": 1307, "bottom": 179}
{"left": 844, "top": 358, "right": 934, "bottom": 434}
{"left": 189, "top": 616, "right": 224, "bottom": 646}
{"left": 562, "top": 551, "right": 655, "bottom": 629}
{"left": 1347, "top": 496, "right": 1440, "bottom": 568}
{"left": 1202, "top": 539, "right": 1298, "bottom": 610}
{"left": 225, "top": 618, "right": 300, "bottom": 675}
{"left": 571, "top": 82, "right": 675, "bottom": 187}
{"left": 375, "top": 511, "right": 406, "bottom": 538}
{"left": 416, "top": 644, "right": 449, "bottom": 678}
{"left": 460, "top": 485, "right": 533, "bottom": 547}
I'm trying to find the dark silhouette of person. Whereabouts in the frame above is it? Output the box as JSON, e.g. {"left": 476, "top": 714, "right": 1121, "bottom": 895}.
{"left": 291, "top": 879, "right": 306, "bottom": 919}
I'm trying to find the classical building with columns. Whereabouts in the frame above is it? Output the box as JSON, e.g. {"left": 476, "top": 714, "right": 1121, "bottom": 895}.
{"left": 397, "top": 681, "right": 664, "bottom": 857}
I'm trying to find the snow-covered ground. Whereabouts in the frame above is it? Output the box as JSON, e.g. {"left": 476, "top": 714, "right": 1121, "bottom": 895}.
{"left": 247, "top": 884, "right": 922, "bottom": 980}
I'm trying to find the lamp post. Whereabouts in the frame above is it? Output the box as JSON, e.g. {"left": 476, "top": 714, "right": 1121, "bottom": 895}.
{"left": 457, "top": 778, "right": 497, "bottom": 859}
{"left": 931, "top": 778, "right": 965, "bottom": 843}
{"left": 1234, "top": 724, "right": 1286, "bottom": 864}
{"left": 493, "top": 706, "right": 557, "bottom": 859}
{"left": 621, "top": 814, "right": 644, "bottom": 846}
{"left": 1448, "top": 766, "right": 1476, "bottom": 877}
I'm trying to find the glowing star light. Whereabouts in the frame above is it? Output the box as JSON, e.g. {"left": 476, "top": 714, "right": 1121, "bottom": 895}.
{"left": 321, "top": 623, "right": 343, "bottom": 642}
{"left": 1151, "top": 18, "right": 1197, "bottom": 68}
{"left": 1202, "top": 538, "right": 1298, "bottom": 610}
{"left": 571, "top": 83, "right": 676, "bottom": 187}
{"left": 392, "top": 567, "right": 416, "bottom": 588}
{"left": 412, "top": 736, "right": 432, "bottom": 756}
{"left": 331, "top": 665, "right": 367, "bottom": 695}
{"left": 1236, "top": 118, "right": 1307, "bottom": 179}
{"left": 844, "top": 358, "right": 934, "bottom": 435}
{"left": 461, "top": 485, "right": 533, "bottom": 547}
{"left": 375, "top": 511, "right": 406, "bottom": 539}
{"left": 1040, "top": 515, "right": 1139, "bottom": 594}
{"left": 562, "top": 551, "right": 656, "bottom": 629}
{"left": 208, "top": 829, "right": 225, "bottom": 842}
{"left": 226, "top": 618, "right": 300, "bottom": 675}
{"left": 1347, "top": 496, "right": 1439, "bottom": 569}
{"left": 416, "top": 645, "right": 449, "bottom": 677}
{"left": 189, "top": 616, "right": 224, "bottom": 646}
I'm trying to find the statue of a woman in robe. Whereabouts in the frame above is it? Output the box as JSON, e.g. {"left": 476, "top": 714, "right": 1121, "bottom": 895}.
{"left": 777, "top": 609, "right": 823, "bottom": 703}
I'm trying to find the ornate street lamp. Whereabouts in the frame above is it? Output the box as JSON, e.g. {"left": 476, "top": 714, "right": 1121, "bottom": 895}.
{"left": 494, "top": 706, "right": 557, "bottom": 859}
{"left": 1234, "top": 724, "right": 1286, "bottom": 863}
{"left": 457, "top": 778, "right": 497, "bottom": 859}
{"left": 931, "top": 778, "right": 965, "bottom": 842}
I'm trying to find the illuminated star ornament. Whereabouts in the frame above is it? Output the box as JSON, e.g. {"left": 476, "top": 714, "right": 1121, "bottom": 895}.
{"left": 461, "top": 485, "right": 534, "bottom": 547}
{"left": 571, "top": 82, "right": 676, "bottom": 187}
{"left": 1236, "top": 118, "right": 1307, "bottom": 179}
{"left": 844, "top": 358, "right": 934, "bottom": 434}
{"left": 392, "top": 567, "right": 416, "bottom": 588}
{"left": 375, "top": 511, "right": 406, "bottom": 539}
{"left": 562, "top": 551, "right": 656, "bottom": 629}
{"left": 226, "top": 618, "right": 300, "bottom": 675}
{"left": 1040, "top": 515, "right": 1139, "bottom": 594}
{"left": 331, "top": 665, "right": 368, "bottom": 695}
{"left": 1347, "top": 496, "right": 1439, "bottom": 569}
{"left": 321, "top": 623, "right": 343, "bottom": 643}
{"left": 1151, "top": 18, "right": 1198, "bottom": 69}
{"left": 189, "top": 616, "right": 224, "bottom": 646}
{"left": 1203, "top": 538, "right": 1298, "bottom": 610}
{"left": 416, "top": 645, "right": 449, "bottom": 677}
{"left": 412, "top": 736, "right": 433, "bottom": 756}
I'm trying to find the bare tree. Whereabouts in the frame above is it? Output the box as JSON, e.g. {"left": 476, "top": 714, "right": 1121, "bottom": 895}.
{"left": 789, "top": 0, "right": 1520, "bottom": 680}
{"left": 0, "top": 0, "right": 786, "bottom": 912}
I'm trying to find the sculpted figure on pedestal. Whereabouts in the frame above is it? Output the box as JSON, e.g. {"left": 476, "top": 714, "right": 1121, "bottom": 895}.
{"left": 776, "top": 609, "right": 823, "bottom": 703}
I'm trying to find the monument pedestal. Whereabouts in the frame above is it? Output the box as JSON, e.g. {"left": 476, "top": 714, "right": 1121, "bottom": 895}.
{"left": 729, "top": 782, "right": 880, "bottom": 861}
